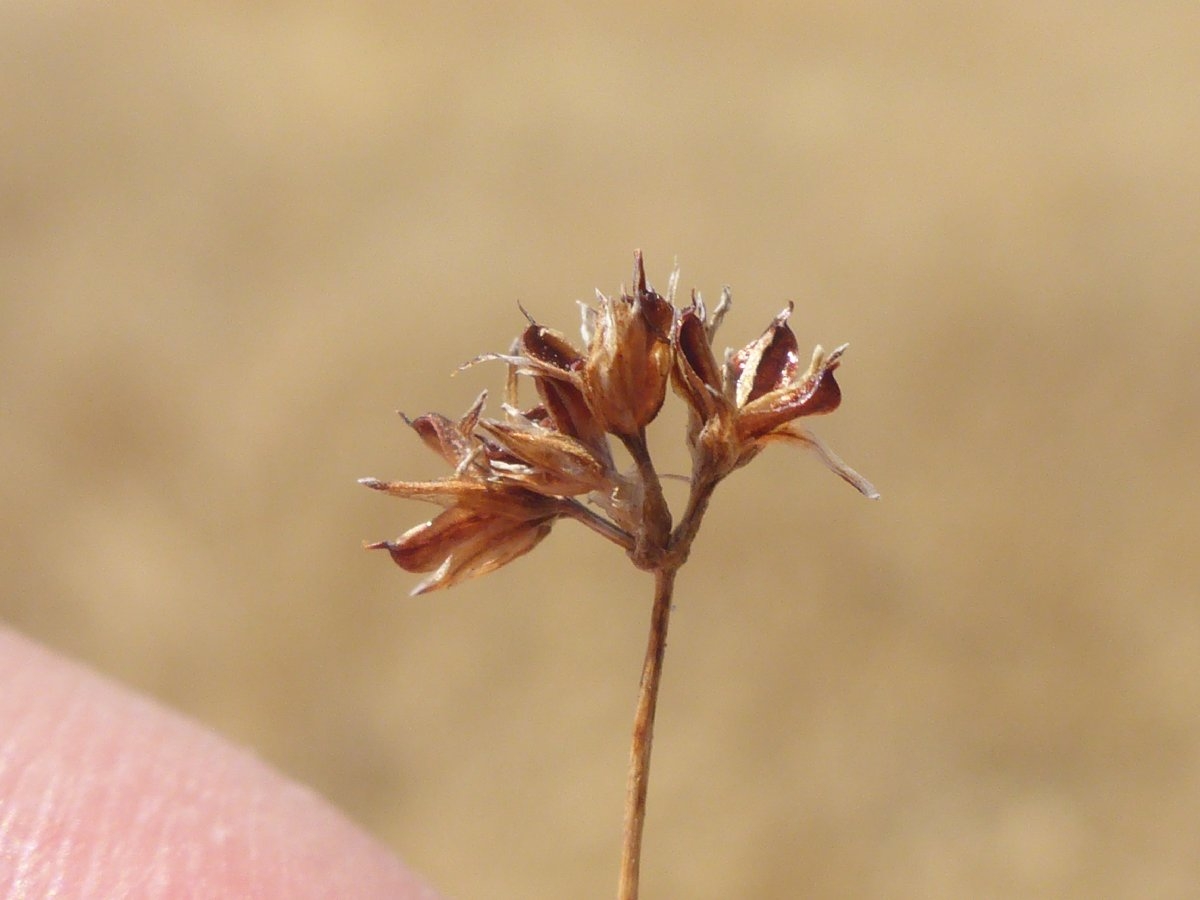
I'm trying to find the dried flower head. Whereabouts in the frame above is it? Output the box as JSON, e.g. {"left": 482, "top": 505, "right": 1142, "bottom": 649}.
{"left": 361, "top": 252, "right": 877, "bottom": 898}
{"left": 359, "top": 393, "right": 564, "bottom": 594}
{"left": 674, "top": 295, "right": 879, "bottom": 497}
{"left": 363, "top": 253, "right": 875, "bottom": 595}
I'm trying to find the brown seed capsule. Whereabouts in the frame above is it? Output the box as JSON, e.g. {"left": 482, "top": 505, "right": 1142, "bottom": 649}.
{"left": 581, "top": 250, "right": 676, "bottom": 438}
{"left": 733, "top": 338, "right": 845, "bottom": 443}
{"left": 673, "top": 295, "right": 726, "bottom": 424}
{"left": 671, "top": 294, "right": 741, "bottom": 476}
{"left": 515, "top": 323, "right": 614, "bottom": 469}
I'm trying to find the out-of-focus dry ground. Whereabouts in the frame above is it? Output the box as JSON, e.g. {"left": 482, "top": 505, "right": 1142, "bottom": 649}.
{"left": 2, "top": 3, "right": 1197, "bottom": 897}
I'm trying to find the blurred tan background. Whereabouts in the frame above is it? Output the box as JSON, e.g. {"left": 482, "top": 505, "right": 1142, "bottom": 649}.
{"left": 2, "top": 3, "right": 1197, "bottom": 897}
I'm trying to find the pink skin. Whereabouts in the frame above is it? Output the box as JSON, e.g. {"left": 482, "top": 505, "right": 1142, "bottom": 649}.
{"left": 0, "top": 627, "right": 440, "bottom": 899}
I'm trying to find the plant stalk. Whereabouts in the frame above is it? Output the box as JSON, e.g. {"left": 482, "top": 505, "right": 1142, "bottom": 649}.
{"left": 618, "top": 566, "right": 678, "bottom": 900}
{"left": 620, "top": 431, "right": 673, "bottom": 567}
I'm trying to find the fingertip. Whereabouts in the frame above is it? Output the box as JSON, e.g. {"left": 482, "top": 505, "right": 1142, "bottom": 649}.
{"left": 0, "top": 627, "right": 441, "bottom": 899}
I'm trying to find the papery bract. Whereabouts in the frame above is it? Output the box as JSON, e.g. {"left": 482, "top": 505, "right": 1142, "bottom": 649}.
{"left": 477, "top": 417, "right": 615, "bottom": 498}
{"left": 367, "top": 506, "right": 554, "bottom": 595}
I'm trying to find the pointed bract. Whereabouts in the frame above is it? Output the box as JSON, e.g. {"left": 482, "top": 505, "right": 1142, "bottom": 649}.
{"left": 367, "top": 507, "right": 555, "bottom": 594}
{"left": 728, "top": 304, "right": 801, "bottom": 408}
{"left": 403, "top": 390, "right": 487, "bottom": 468}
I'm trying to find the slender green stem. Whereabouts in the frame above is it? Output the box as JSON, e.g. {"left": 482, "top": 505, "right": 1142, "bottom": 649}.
{"left": 618, "top": 566, "right": 678, "bottom": 900}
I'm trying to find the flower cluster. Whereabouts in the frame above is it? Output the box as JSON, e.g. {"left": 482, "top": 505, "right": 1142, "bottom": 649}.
{"left": 362, "top": 252, "right": 876, "bottom": 594}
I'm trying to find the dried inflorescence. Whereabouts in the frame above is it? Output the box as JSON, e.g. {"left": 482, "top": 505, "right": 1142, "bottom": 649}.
{"left": 362, "top": 251, "right": 876, "bottom": 594}
{"left": 674, "top": 294, "right": 879, "bottom": 497}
